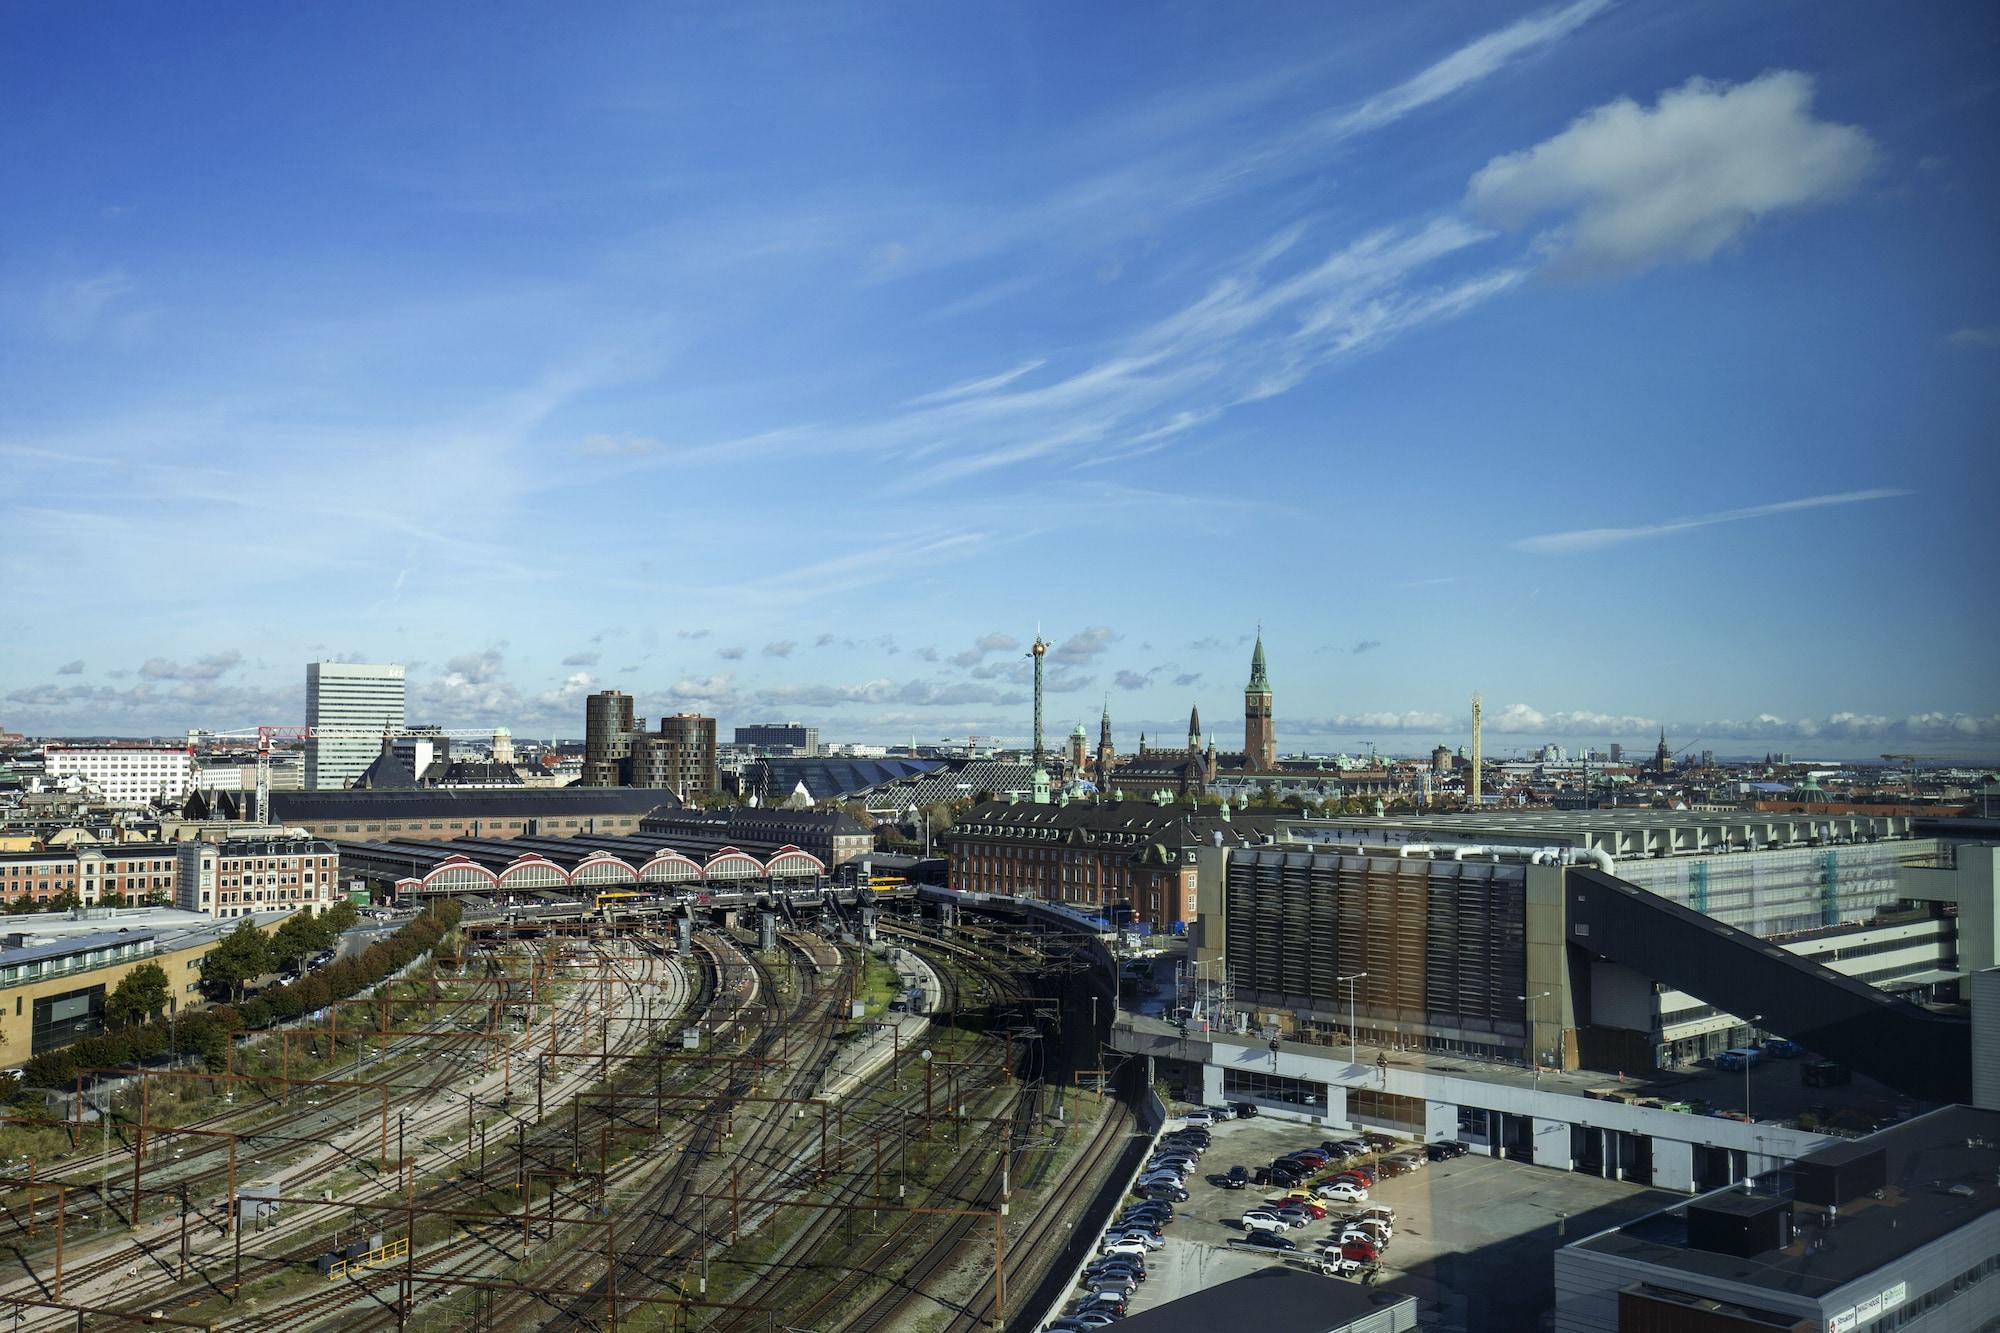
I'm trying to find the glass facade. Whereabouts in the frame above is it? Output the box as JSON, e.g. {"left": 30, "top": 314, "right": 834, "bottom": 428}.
{"left": 32, "top": 983, "right": 105, "bottom": 1054}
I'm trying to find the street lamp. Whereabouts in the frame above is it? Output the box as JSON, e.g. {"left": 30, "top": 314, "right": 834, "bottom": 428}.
{"left": 1337, "top": 972, "right": 1368, "bottom": 1066}
{"left": 1519, "top": 992, "right": 1552, "bottom": 1092}
{"left": 1744, "top": 1014, "right": 1763, "bottom": 1123}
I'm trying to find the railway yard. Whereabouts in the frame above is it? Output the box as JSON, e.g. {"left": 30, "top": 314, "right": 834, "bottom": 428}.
{"left": 0, "top": 898, "right": 1135, "bottom": 1332}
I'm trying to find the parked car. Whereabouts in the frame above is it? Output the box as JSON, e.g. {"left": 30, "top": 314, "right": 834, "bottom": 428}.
{"left": 1226, "top": 1164, "right": 1250, "bottom": 1184}
{"left": 1106, "top": 1228, "right": 1163, "bottom": 1250}
{"left": 1208, "top": 1173, "right": 1248, "bottom": 1190}
{"left": 1182, "top": 1110, "right": 1217, "bottom": 1127}
{"left": 1425, "top": 1140, "right": 1471, "bottom": 1161}
{"left": 1084, "top": 1266, "right": 1143, "bottom": 1290}
{"left": 1076, "top": 1288, "right": 1129, "bottom": 1315}
{"left": 1234, "top": 1230, "right": 1297, "bottom": 1252}
{"left": 1288, "top": 1149, "right": 1329, "bottom": 1168}
{"left": 1763, "top": 1037, "right": 1805, "bottom": 1059}
{"left": 1205, "top": 1104, "right": 1237, "bottom": 1119}
{"left": 1138, "top": 1183, "right": 1189, "bottom": 1203}
{"left": 1315, "top": 1181, "right": 1368, "bottom": 1202}
{"left": 1100, "top": 1236, "right": 1149, "bottom": 1257}
{"left": 1362, "top": 1132, "right": 1398, "bottom": 1152}
{"left": 1319, "top": 1253, "right": 1376, "bottom": 1279}
{"left": 1333, "top": 1138, "right": 1368, "bottom": 1155}
{"left": 1090, "top": 1250, "right": 1149, "bottom": 1273}
{"left": 1060, "top": 1314, "right": 1117, "bottom": 1331}
{"left": 1239, "top": 1211, "right": 1287, "bottom": 1234}
{"left": 1334, "top": 1237, "right": 1380, "bottom": 1263}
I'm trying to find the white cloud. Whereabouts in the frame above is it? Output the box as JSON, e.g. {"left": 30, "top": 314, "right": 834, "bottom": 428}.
{"left": 1051, "top": 626, "right": 1119, "bottom": 666}
{"left": 717, "top": 646, "right": 746, "bottom": 661}
{"left": 56, "top": 660, "right": 84, "bottom": 675}
{"left": 137, "top": 651, "right": 244, "bottom": 682}
{"left": 1468, "top": 70, "right": 1878, "bottom": 274}
{"left": 949, "top": 632, "right": 1021, "bottom": 669}
{"left": 762, "top": 640, "right": 796, "bottom": 658}
{"left": 561, "top": 650, "right": 600, "bottom": 667}
{"left": 1512, "top": 488, "right": 1911, "bottom": 555}
{"left": 1946, "top": 326, "right": 2000, "bottom": 349}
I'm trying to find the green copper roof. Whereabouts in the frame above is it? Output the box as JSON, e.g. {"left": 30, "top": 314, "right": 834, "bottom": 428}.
{"left": 1247, "top": 632, "right": 1270, "bottom": 693}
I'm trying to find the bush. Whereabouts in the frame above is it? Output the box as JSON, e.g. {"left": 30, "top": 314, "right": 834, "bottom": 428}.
{"left": 237, "top": 998, "right": 274, "bottom": 1031}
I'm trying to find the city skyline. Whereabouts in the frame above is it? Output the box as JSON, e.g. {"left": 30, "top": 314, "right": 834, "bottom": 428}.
{"left": 3, "top": 3, "right": 1996, "bottom": 757}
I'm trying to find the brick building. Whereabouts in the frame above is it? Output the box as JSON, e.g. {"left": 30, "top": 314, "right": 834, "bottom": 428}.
{"left": 943, "top": 800, "right": 1266, "bottom": 932}
{"left": 0, "top": 834, "right": 339, "bottom": 918}
{"left": 185, "top": 786, "right": 680, "bottom": 844}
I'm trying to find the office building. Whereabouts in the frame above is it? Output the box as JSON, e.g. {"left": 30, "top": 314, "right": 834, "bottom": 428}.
{"left": 305, "top": 662, "right": 406, "bottom": 790}
{"left": 43, "top": 745, "right": 193, "bottom": 808}
{"left": 1555, "top": 1105, "right": 2000, "bottom": 1333}
{"left": 0, "top": 905, "right": 302, "bottom": 1069}
{"left": 582, "top": 690, "right": 637, "bottom": 787}
{"left": 733, "top": 722, "right": 820, "bottom": 755}
{"left": 631, "top": 714, "right": 717, "bottom": 798}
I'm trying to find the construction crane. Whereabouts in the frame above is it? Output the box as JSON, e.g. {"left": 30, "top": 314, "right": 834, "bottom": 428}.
{"left": 186, "top": 726, "right": 313, "bottom": 823}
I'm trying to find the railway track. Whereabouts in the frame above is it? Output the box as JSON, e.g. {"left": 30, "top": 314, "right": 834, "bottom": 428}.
{"left": 8, "top": 934, "right": 686, "bottom": 1331}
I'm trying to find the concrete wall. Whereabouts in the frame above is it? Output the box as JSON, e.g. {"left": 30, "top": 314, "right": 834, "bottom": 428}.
{"left": 1974, "top": 967, "right": 2000, "bottom": 1112}
{"left": 1116, "top": 1016, "right": 1834, "bottom": 1185}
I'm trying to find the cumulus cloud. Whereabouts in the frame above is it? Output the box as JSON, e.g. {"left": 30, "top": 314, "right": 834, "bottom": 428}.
{"left": 1113, "top": 670, "right": 1152, "bottom": 692}
{"left": 138, "top": 651, "right": 244, "bottom": 682}
{"left": 950, "top": 632, "right": 1021, "bottom": 669}
{"left": 442, "top": 647, "right": 506, "bottom": 686}
{"left": 762, "top": 641, "right": 796, "bottom": 658}
{"left": 1353, "top": 640, "right": 1382, "bottom": 655}
{"left": 1468, "top": 70, "right": 1878, "bottom": 274}
{"left": 561, "top": 651, "right": 601, "bottom": 667}
{"left": 676, "top": 628, "right": 712, "bottom": 640}
{"left": 814, "top": 633, "right": 837, "bottom": 648}
{"left": 56, "top": 660, "right": 84, "bottom": 675}
{"left": 1171, "top": 672, "right": 1202, "bottom": 688}
{"left": 717, "top": 646, "right": 746, "bottom": 661}
{"left": 1514, "top": 488, "right": 1911, "bottom": 555}
{"left": 1051, "top": 626, "right": 1119, "bottom": 666}
{"left": 911, "top": 645, "right": 939, "bottom": 662}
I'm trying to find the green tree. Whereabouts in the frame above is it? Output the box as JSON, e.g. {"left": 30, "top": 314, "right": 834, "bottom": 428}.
{"left": 106, "top": 962, "right": 171, "bottom": 1028}
{"left": 198, "top": 921, "right": 274, "bottom": 1002}
{"left": 270, "top": 911, "right": 330, "bottom": 970}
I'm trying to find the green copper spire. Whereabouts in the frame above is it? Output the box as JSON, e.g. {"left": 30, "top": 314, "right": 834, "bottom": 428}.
{"left": 1247, "top": 629, "right": 1270, "bottom": 693}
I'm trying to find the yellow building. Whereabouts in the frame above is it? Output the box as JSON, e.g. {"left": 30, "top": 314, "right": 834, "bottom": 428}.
{"left": 0, "top": 909, "right": 290, "bottom": 1070}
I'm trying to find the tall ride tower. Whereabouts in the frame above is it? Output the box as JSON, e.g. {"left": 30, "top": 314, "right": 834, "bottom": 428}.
{"left": 1244, "top": 631, "right": 1275, "bottom": 771}
{"left": 1029, "top": 634, "right": 1051, "bottom": 803}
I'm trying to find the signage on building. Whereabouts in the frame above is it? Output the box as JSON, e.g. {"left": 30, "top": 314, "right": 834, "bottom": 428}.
{"left": 1827, "top": 1281, "right": 1905, "bottom": 1332}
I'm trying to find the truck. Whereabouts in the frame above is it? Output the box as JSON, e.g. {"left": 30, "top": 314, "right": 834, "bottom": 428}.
{"left": 1714, "top": 1047, "right": 1764, "bottom": 1072}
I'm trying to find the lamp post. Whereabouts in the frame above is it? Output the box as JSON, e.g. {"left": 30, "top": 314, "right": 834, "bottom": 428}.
{"left": 1519, "top": 991, "right": 1552, "bottom": 1092}
{"left": 1744, "top": 1014, "right": 1763, "bottom": 1123}
{"left": 1337, "top": 972, "right": 1368, "bottom": 1066}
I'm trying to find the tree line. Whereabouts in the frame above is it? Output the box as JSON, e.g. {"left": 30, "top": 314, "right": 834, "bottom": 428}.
{"left": 12, "top": 899, "right": 461, "bottom": 1092}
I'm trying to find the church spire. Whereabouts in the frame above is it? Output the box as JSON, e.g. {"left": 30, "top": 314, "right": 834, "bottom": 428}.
{"left": 1188, "top": 703, "right": 1201, "bottom": 753}
{"left": 1248, "top": 628, "right": 1270, "bottom": 693}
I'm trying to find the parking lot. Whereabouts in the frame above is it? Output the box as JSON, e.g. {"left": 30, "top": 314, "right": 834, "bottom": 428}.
{"left": 1067, "top": 1111, "right": 1679, "bottom": 1331}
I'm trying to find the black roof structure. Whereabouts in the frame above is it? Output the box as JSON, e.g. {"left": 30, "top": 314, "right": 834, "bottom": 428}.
{"left": 1114, "top": 1268, "right": 1412, "bottom": 1332}
{"left": 260, "top": 786, "right": 681, "bottom": 821}
{"left": 1574, "top": 1105, "right": 2000, "bottom": 1298}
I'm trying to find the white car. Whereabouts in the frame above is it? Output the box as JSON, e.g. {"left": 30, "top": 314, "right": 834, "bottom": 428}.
{"left": 1205, "top": 1104, "right": 1237, "bottom": 1120}
{"left": 1100, "top": 1236, "right": 1150, "bottom": 1257}
{"left": 1181, "top": 1110, "right": 1217, "bottom": 1127}
{"left": 1105, "top": 1228, "right": 1163, "bottom": 1250}
{"left": 1240, "top": 1212, "right": 1287, "bottom": 1234}
{"left": 1315, "top": 1182, "right": 1369, "bottom": 1202}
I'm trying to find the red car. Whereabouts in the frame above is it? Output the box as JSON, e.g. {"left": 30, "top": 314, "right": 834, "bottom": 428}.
{"left": 1297, "top": 1200, "right": 1329, "bottom": 1219}
{"left": 1338, "top": 1238, "right": 1380, "bottom": 1263}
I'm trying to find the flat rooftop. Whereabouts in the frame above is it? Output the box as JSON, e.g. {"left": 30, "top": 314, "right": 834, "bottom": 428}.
{"left": 1572, "top": 1104, "right": 2000, "bottom": 1299}
{"left": 1273, "top": 809, "right": 1915, "bottom": 857}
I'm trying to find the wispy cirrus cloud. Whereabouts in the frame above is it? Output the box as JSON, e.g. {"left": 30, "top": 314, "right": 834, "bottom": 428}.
{"left": 1512, "top": 488, "right": 1913, "bottom": 555}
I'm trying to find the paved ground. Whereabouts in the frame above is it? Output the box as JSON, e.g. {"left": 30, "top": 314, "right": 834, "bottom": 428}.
{"left": 1063, "top": 1113, "right": 1678, "bottom": 1331}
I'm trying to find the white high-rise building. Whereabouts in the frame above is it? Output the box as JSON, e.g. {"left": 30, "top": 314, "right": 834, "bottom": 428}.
{"left": 44, "top": 745, "right": 193, "bottom": 807}
{"left": 305, "top": 662, "right": 406, "bottom": 789}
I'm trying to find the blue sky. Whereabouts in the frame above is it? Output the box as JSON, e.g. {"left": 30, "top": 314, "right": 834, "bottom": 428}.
{"left": 3, "top": 2, "right": 1996, "bottom": 759}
